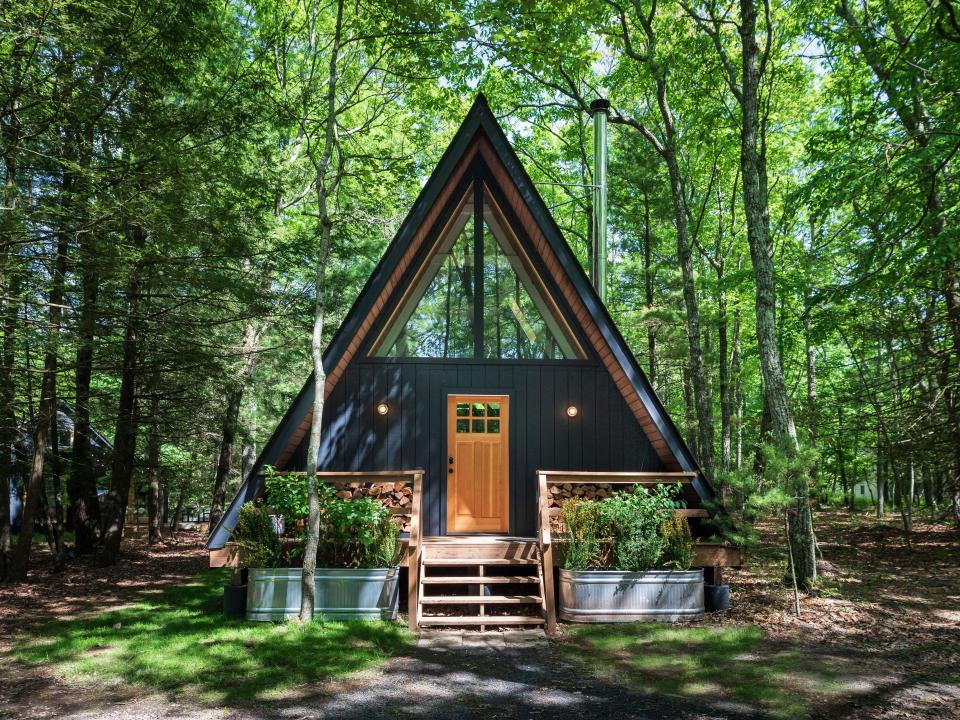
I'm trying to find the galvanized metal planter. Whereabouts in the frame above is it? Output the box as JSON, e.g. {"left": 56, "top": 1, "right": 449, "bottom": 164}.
{"left": 246, "top": 567, "right": 400, "bottom": 622}
{"left": 558, "top": 568, "right": 705, "bottom": 623}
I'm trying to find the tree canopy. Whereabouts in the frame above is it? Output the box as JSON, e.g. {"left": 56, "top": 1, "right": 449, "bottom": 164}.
{"left": 1, "top": 0, "right": 957, "bottom": 580}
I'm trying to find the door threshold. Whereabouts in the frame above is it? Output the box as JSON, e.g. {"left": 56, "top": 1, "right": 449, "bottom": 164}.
{"left": 425, "top": 535, "right": 536, "bottom": 542}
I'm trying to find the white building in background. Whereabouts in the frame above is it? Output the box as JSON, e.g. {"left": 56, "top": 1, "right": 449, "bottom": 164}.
{"left": 853, "top": 479, "right": 878, "bottom": 502}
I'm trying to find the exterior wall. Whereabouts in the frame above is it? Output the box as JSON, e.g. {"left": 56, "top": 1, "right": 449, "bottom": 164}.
{"left": 285, "top": 358, "right": 667, "bottom": 537}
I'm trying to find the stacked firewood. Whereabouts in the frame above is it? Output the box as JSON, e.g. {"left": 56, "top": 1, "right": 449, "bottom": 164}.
{"left": 546, "top": 483, "right": 623, "bottom": 508}
{"left": 329, "top": 481, "right": 413, "bottom": 533}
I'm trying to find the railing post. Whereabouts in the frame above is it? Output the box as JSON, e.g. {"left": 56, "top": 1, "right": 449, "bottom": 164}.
{"left": 408, "top": 471, "right": 423, "bottom": 632}
{"left": 537, "top": 471, "right": 557, "bottom": 636}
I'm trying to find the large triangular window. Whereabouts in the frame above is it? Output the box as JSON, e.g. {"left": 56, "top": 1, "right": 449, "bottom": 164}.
{"left": 372, "top": 184, "right": 584, "bottom": 359}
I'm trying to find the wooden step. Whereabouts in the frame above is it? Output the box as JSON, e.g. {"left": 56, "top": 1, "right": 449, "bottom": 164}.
{"left": 422, "top": 557, "right": 539, "bottom": 566}
{"left": 418, "top": 615, "right": 545, "bottom": 626}
{"left": 423, "top": 539, "right": 538, "bottom": 561}
{"left": 421, "top": 595, "right": 541, "bottom": 605}
{"left": 422, "top": 575, "right": 540, "bottom": 584}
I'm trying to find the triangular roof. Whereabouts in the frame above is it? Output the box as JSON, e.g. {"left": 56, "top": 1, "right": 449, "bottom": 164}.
{"left": 208, "top": 95, "right": 712, "bottom": 549}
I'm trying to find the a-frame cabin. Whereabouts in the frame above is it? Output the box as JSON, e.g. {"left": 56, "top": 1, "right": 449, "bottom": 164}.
{"left": 208, "top": 95, "right": 740, "bottom": 631}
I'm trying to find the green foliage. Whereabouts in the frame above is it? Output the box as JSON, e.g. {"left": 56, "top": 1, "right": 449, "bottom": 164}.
{"left": 659, "top": 513, "right": 695, "bottom": 571}
{"left": 231, "top": 503, "right": 284, "bottom": 569}
{"left": 264, "top": 466, "right": 309, "bottom": 522}
{"left": 12, "top": 571, "right": 412, "bottom": 704}
{"left": 315, "top": 491, "right": 402, "bottom": 569}
{"left": 560, "top": 498, "right": 609, "bottom": 570}
{"left": 261, "top": 469, "right": 402, "bottom": 568}
{"left": 603, "top": 485, "right": 680, "bottom": 572}
{"left": 560, "top": 484, "right": 686, "bottom": 572}
{"left": 707, "top": 442, "right": 818, "bottom": 547}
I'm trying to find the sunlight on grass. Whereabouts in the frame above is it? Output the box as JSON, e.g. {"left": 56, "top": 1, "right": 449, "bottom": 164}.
{"left": 562, "top": 623, "right": 845, "bottom": 719}
{"left": 11, "top": 570, "right": 413, "bottom": 703}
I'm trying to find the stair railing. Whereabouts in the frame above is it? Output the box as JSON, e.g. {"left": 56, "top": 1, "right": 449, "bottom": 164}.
{"left": 536, "top": 471, "right": 558, "bottom": 635}
{"left": 407, "top": 470, "right": 424, "bottom": 631}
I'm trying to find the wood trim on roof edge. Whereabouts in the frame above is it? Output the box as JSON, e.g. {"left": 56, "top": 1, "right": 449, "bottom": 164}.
{"left": 206, "top": 95, "right": 715, "bottom": 549}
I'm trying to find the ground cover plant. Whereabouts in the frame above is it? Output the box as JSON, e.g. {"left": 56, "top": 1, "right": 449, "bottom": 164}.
{"left": 9, "top": 568, "right": 412, "bottom": 704}
{"left": 562, "top": 623, "right": 845, "bottom": 719}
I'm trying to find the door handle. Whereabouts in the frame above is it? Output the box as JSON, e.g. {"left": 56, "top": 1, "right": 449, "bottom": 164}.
{"left": 448, "top": 456, "right": 454, "bottom": 464}
{"left": 448, "top": 456, "right": 454, "bottom": 474}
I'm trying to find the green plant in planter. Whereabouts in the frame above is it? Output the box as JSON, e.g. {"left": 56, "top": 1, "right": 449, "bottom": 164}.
{"left": 264, "top": 465, "right": 309, "bottom": 522}
{"left": 262, "top": 467, "right": 403, "bottom": 568}
{"left": 660, "top": 512, "right": 695, "bottom": 570}
{"left": 317, "top": 495, "right": 401, "bottom": 568}
{"left": 231, "top": 502, "right": 284, "bottom": 568}
{"left": 602, "top": 484, "right": 684, "bottom": 572}
{"left": 561, "top": 498, "right": 609, "bottom": 570}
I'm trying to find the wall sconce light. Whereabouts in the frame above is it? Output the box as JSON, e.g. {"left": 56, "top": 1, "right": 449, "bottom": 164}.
{"left": 566, "top": 405, "right": 579, "bottom": 418}
{"left": 376, "top": 402, "right": 389, "bottom": 416}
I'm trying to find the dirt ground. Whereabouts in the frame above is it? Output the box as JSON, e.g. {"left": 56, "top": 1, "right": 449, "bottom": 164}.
{"left": 703, "top": 511, "right": 960, "bottom": 718}
{"left": 0, "top": 512, "right": 958, "bottom": 720}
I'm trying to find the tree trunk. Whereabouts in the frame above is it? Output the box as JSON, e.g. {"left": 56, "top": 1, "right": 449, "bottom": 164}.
{"left": 663, "top": 142, "right": 715, "bottom": 481}
{"left": 682, "top": 364, "right": 698, "bottom": 459}
{"left": 739, "top": 0, "right": 811, "bottom": 587}
{"left": 301, "top": 226, "right": 333, "bottom": 620}
{"left": 732, "top": 310, "right": 743, "bottom": 471}
{"left": 740, "top": 1, "right": 797, "bottom": 448}
{"left": 69, "top": 220, "right": 101, "bottom": 554}
{"left": 301, "top": 0, "right": 344, "bottom": 623}
{"left": 145, "top": 387, "right": 162, "bottom": 545}
{"left": 45, "top": 409, "right": 66, "bottom": 568}
{"left": 97, "top": 260, "right": 143, "bottom": 566}
{"left": 718, "top": 278, "right": 731, "bottom": 476}
{"left": 642, "top": 189, "right": 657, "bottom": 389}
{"left": 0, "top": 273, "right": 19, "bottom": 578}
{"left": 0, "top": 37, "right": 23, "bottom": 579}
{"left": 877, "top": 447, "right": 886, "bottom": 517}
{"left": 9, "top": 221, "right": 70, "bottom": 580}
{"left": 168, "top": 491, "right": 185, "bottom": 537}
{"left": 209, "top": 321, "right": 262, "bottom": 531}
{"left": 804, "top": 288, "right": 817, "bottom": 482}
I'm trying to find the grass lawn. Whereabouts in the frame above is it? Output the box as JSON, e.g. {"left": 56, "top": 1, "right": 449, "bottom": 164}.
{"left": 10, "top": 569, "right": 413, "bottom": 704}
{"left": 561, "top": 623, "right": 851, "bottom": 719}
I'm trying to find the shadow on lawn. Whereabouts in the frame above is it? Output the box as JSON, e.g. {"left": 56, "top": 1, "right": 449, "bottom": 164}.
{"left": 9, "top": 570, "right": 411, "bottom": 705}
{"left": 560, "top": 623, "right": 852, "bottom": 719}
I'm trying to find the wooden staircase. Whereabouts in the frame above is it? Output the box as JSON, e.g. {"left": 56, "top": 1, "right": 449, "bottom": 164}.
{"left": 415, "top": 538, "right": 547, "bottom": 630}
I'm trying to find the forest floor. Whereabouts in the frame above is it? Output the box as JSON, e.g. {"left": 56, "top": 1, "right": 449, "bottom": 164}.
{"left": 0, "top": 511, "right": 958, "bottom": 719}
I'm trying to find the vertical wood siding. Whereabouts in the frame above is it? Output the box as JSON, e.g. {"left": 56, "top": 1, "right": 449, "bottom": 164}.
{"left": 285, "top": 359, "right": 666, "bottom": 537}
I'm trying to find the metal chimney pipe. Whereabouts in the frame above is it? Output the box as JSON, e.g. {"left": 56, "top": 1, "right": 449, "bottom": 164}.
{"left": 590, "top": 98, "right": 610, "bottom": 303}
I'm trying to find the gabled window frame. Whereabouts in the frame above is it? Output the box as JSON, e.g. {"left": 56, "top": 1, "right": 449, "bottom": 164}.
{"left": 367, "top": 168, "right": 587, "bottom": 361}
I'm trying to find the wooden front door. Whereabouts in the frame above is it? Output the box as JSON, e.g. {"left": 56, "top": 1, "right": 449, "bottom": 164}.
{"left": 446, "top": 395, "right": 509, "bottom": 533}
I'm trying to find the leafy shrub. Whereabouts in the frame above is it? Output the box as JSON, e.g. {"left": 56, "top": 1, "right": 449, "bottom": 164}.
{"left": 561, "top": 498, "right": 609, "bottom": 570}
{"left": 264, "top": 465, "right": 309, "bottom": 522}
{"left": 660, "top": 512, "right": 695, "bottom": 570}
{"left": 262, "top": 467, "right": 401, "bottom": 567}
{"left": 604, "top": 485, "right": 681, "bottom": 572}
{"left": 560, "top": 484, "right": 689, "bottom": 572}
{"left": 316, "top": 492, "right": 402, "bottom": 568}
{"left": 231, "top": 502, "right": 284, "bottom": 568}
